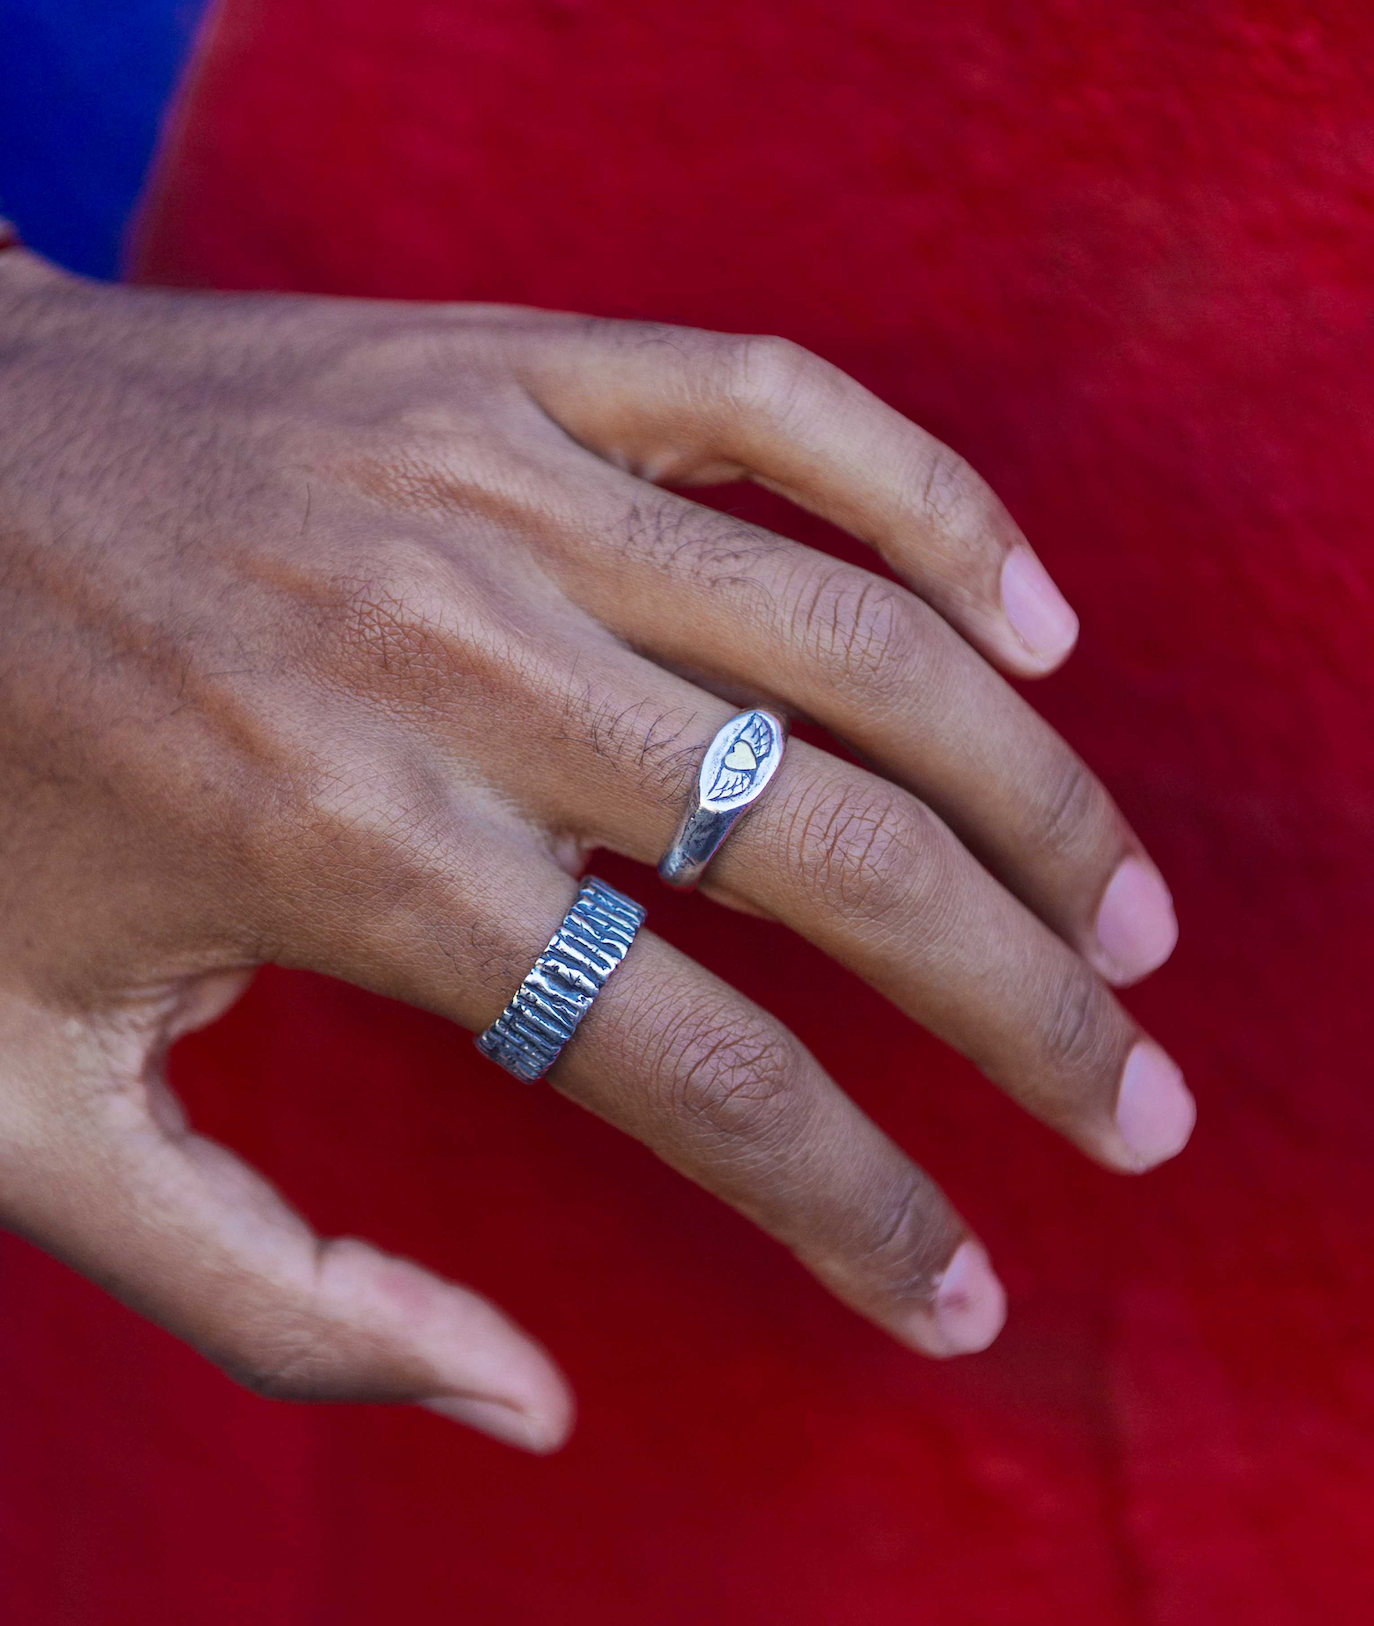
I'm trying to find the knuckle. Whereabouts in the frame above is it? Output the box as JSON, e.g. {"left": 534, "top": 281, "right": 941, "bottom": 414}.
{"left": 1032, "top": 752, "right": 1110, "bottom": 863}
{"left": 293, "top": 535, "right": 537, "bottom": 716}
{"left": 211, "top": 1240, "right": 402, "bottom": 1406}
{"left": 898, "top": 438, "right": 999, "bottom": 550}
{"left": 916, "top": 442, "right": 975, "bottom": 528}
{"left": 795, "top": 570, "right": 926, "bottom": 700}
{"left": 346, "top": 418, "right": 530, "bottom": 516}
{"left": 247, "top": 728, "right": 452, "bottom": 923}
{"left": 788, "top": 778, "right": 939, "bottom": 927}
{"left": 1043, "top": 965, "right": 1117, "bottom": 1079}
{"left": 715, "top": 333, "right": 824, "bottom": 423}
{"left": 312, "top": 540, "right": 465, "bottom": 686}
{"left": 655, "top": 1004, "right": 803, "bottom": 1152}
{"left": 219, "top": 1323, "right": 347, "bottom": 1404}
{"left": 304, "top": 318, "right": 508, "bottom": 411}
{"left": 291, "top": 752, "right": 439, "bottom": 862}
{"left": 848, "top": 1172, "right": 954, "bottom": 1304}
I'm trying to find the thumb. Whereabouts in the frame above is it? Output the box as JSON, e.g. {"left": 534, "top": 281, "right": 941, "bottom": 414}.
{"left": 0, "top": 977, "right": 573, "bottom": 1453}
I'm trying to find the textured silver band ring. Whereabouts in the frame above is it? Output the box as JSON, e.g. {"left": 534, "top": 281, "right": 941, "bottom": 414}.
{"left": 658, "top": 709, "right": 788, "bottom": 890}
{"left": 474, "top": 877, "right": 646, "bottom": 1082}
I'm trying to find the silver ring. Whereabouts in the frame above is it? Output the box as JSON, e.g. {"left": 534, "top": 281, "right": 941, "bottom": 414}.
{"left": 658, "top": 709, "right": 787, "bottom": 890}
{"left": 474, "top": 877, "right": 645, "bottom": 1082}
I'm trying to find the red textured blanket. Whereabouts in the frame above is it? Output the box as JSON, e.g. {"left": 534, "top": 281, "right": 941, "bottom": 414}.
{"left": 5, "top": 2, "right": 1372, "bottom": 1620}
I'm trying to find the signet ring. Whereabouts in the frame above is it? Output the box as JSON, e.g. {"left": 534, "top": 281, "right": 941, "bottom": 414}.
{"left": 657, "top": 709, "right": 788, "bottom": 891}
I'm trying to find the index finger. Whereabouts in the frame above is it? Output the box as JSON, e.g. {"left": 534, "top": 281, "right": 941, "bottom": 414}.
{"left": 513, "top": 319, "right": 1079, "bottom": 676}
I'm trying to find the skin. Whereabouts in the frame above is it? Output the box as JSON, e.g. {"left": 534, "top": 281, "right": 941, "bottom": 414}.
{"left": 0, "top": 248, "right": 1191, "bottom": 1454}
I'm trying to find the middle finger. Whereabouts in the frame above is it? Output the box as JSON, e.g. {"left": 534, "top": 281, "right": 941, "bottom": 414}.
{"left": 538, "top": 463, "right": 1177, "bottom": 990}
{"left": 502, "top": 639, "right": 1194, "bottom": 1176}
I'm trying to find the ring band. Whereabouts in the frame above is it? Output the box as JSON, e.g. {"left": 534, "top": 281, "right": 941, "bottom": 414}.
{"left": 474, "top": 877, "right": 645, "bottom": 1082}
{"left": 658, "top": 709, "right": 787, "bottom": 890}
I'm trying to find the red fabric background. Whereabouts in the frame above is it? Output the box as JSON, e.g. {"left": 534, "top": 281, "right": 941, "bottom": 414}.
{"left": 4, "top": 1, "right": 1373, "bottom": 1620}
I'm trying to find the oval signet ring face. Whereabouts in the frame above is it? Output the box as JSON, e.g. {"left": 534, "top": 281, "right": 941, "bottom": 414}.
{"left": 658, "top": 709, "right": 787, "bottom": 889}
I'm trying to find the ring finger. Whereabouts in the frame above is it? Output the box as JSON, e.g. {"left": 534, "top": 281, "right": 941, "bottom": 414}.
{"left": 287, "top": 817, "right": 1007, "bottom": 1358}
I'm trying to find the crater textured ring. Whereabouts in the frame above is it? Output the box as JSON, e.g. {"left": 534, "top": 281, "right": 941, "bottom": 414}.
{"left": 474, "top": 877, "right": 645, "bottom": 1082}
{"left": 658, "top": 709, "right": 788, "bottom": 890}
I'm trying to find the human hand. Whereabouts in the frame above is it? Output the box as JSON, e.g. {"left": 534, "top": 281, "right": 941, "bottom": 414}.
{"left": 0, "top": 250, "right": 1189, "bottom": 1451}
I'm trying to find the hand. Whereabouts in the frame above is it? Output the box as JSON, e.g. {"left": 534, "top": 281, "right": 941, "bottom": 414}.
{"left": 0, "top": 251, "right": 1189, "bottom": 1452}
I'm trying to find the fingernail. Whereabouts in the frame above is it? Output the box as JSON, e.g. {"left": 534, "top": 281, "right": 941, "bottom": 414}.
{"left": 1094, "top": 857, "right": 1178, "bottom": 984}
{"left": 420, "top": 1396, "right": 564, "bottom": 1454}
{"left": 907, "top": 1240, "right": 1007, "bottom": 1357}
{"left": 1114, "top": 1041, "right": 1195, "bottom": 1170}
{"left": 1000, "top": 548, "right": 1079, "bottom": 663}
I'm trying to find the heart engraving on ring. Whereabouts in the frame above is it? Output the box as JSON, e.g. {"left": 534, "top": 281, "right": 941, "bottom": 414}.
{"left": 701, "top": 710, "right": 782, "bottom": 809}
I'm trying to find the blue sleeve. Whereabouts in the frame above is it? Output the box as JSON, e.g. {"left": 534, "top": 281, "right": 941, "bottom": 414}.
{"left": 0, "top": 0, "right": 209, "bottom": 279}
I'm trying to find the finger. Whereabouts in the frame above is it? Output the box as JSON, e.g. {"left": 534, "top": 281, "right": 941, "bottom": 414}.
{"left": 532, "top": 467, "right": 1175, "bottom": 985}
{"left": 513, "top": 318, "right": 1078, "bottom": 676}
{"left": 0, "top": 982, "right": 573, "bottom": 1453}
{"left": 283, "top": 822, "right": 1007, "bottom": 1357}
{"left": 476, "top": 651, "right": 1193, "bottom": 1174}
{"left": 556, "top": 929, "right": 1008, "bottom": 1358}
{"left": 711, "top": 742, "right": 1194, "bottom": 1173}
